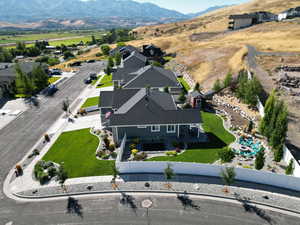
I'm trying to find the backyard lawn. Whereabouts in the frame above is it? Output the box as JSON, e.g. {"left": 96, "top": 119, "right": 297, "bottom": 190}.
{"left": 97, "top": 74, "right": 113, "bottom": 88}
{"left": 148, "top": 112, "right": 236, "bottom": 163}
{"left": 81, "top": 96, "right": 100, "bottom": 108}
{"left": 48, "top": 76, "right": 61, "bottom": 84}
{"left": 43, "top": 129, "right": 114, "bottom": 178}
{"left": 177, "top": 77, "right": 191, "bottom": 92}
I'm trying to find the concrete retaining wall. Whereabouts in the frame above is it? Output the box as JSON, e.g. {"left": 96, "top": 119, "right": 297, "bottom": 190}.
{"left": 117, "top": 161, "right": 300, "bottom": 191}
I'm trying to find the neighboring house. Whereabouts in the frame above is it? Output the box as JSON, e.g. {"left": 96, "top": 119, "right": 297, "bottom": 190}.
{"left": 278, "top": 7, "right": 300, "bottom": 21}
{"left": 121, "top": 65, "right": 182, "bottom": 94}
{"left": 228, "top": 14, "right": 256, "bottom": 30}
{"left": 112, "top": 51, "right": 148, "bottom": 87}
{"left": 0, "top": 62, "right": 47, "bottom": 98}
{"left": 113, "top": 51, "right": 181, "bottom": 94}
{"left": 100, "top": 88, "right": 204, "bottom": 144}
{"left": 109, "top": 45, "right": 141, "bottom": 59}
{"left": 229, "top": 11, "right": 277, "bottom": 30}
{"left": 188, "top": 90, "right": 217, "bottom": 108}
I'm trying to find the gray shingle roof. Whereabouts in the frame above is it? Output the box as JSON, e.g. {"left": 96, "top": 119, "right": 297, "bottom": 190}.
{"left": 99, "top": 89, "right": 140, "bottom": 109}
{"left": 123, "top": 65, "right": 181, "bottom": 89}
{"left": 109, "top": 88, "right": 201, "bottom": 126}
{"left": 0, "top": 62, "right": 46, "bottom": 82}
{"left": 123, "top": 51, "right": 147, "bottom": 68}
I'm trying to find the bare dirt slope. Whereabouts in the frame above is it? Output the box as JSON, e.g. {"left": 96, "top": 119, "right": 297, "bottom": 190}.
{"left": 128, "top": 0, "right": 300, "bottom": 90}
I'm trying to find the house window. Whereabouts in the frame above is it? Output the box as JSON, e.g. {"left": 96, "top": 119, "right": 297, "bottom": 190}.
{"left": 137, "top": 125, "right": 147, "bottom": 129}
{"left": 167, "top": 125, "right": 176, "bottom": 133}
{"left": 151, "top": 125, "right": 160, "bottom": 132}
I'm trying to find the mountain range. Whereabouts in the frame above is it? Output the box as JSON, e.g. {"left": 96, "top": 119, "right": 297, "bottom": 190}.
{"left": 0, "top": 0, "right": 230, "bottom": 29}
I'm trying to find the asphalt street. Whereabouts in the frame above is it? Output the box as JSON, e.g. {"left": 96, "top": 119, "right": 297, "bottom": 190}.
{"left": 1, "top": 194, "right": 299, "bottom": 225}
{"left": 0, "top": 61, "right": 300, "bottom": 225}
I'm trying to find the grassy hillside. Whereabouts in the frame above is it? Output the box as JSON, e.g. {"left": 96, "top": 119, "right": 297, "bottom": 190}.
{"left": 127, "top": 0, "right": 300, "bottom": 89}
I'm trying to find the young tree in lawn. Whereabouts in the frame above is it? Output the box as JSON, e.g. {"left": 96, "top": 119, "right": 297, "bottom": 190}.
{"left": 62, "top": 98, "right": 70, "bottom": 118}
{"left": 220, "top": 167, "right": 236, "bottom": 193}
{"left": 164, "top": 164, "right": 175, "bottom": 189}
{"left": 255, "top": 150, "right": 265, "bottom": 170}
{"left": 213, "top": 79, "right": 222, "bottom": 92}
{"left": 57, "top": 163, "right": 68, "bottom": 190}
{"left": 101, "top": 44, "right": 111, "bottom": 56}
{"left": 115, "top": 52, "right": 122, "bottom": 66}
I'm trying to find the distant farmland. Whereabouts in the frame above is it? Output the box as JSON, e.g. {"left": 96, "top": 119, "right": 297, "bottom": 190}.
{"left": 0, "top": 30, "right": 105, "bottom": 47}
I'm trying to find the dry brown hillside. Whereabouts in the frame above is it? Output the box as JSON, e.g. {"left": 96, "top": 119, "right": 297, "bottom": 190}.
{"left": 127, "top": 0, "right": 300, "bottom": 89}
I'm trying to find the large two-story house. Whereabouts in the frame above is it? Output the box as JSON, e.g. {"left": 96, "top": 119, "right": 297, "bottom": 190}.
{"left": 99, "top": 88, "right": 204, "bottom": 145}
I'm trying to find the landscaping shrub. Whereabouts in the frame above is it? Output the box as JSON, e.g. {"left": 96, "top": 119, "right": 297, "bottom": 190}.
{"left": 131, "top": 149, "right": 139, "bottom": 156}
{"left": 102, "top": 154, "right": 110, "bottom": 160}
{"left": 109, "top": 144, "right": 116, "bottom": 152}
{"left": 218, "top": 148, "right": 235, "bottom": 163}
{"left": 133, "top": 152, "right": 147, "bottom": 161}
{"left": 110, "top": 152, "right": 117, "bottom": 159}
{"left": 103, "top": 138, "right": 110, "bottom": 149}
{"left": 166, "top": 151, "right": 178, "bottom": 157}
{"left": 130, "top": 143, "right": 137, "bottom": 150}
{"left": 255, "top": 150, "right": 265, "bottom": 170}
{"left": 286, "top": 159, "right": 294, "bottom": 175}
{"left": 34, "top": 160, "right": 59, "bottom": 184}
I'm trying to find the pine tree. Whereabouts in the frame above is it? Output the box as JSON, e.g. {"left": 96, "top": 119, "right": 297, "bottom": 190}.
{"left": 274, "top": 144, "right": 284, "bottom": 162}
{"left": 266, "top": 100, "right": 283, "bottom": 140}
{"left": 15, "top": 64, "right": 26, "bottom": 96}
{"left": 108, "top": 56, "right": 114, "bottom": 68}
{"left": 213, "top": 79, "right": 222, "bottom": 92}
{"left": 223, "top": 72, "right": 233, "bottom": 88}
{"left": 255, "top": 150, "right": 265, "bottom": 170}
{"left": 115, "top": 52, "right": 122, "bottom": 66}
{"left": 260, "top": 90, "right": 276, "bottom": 136}
{"left": 285, "top": 159, "right": 294, "bottom": 175}
{"left": 270, "top": 105, "right": 288, "bottom": 148}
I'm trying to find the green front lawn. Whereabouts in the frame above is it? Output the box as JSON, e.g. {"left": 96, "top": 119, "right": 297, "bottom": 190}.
{"left": 148, "top": 112, "right": 235, "bottom": 163}
{"left": 48, "top": 76, "right": 61, "bottom": 84}
{"left": 43, "top": 129, "right": 114, "bottom": 178}
{"left": 177, "top": 77, "right": 191, "bottom": 92}
{"left": 97, "top": 74, "right": 113, "bottom": 88}
{"left": 81, "top": 96, "right": 100, "bottom": 108}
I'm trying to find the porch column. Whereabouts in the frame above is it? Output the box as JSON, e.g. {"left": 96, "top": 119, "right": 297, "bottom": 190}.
{"left": 177, "top": 124, "right": 180, "bottom": 138}
{"left": 197, "top": 124, "right": 200, "bottom": 138}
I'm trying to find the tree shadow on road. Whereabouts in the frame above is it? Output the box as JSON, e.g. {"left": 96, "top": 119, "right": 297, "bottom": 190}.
{"left": 66, "top": 197, "right": 83, "bottom": 218}
{"left": 177, "top": 193, "right": 200, "bottom": 211}
{"left": 234, "top": 193, "right": 275, "bottom": 225}
{"left": 119, "top": 192, "right": 138, "bottom": 215}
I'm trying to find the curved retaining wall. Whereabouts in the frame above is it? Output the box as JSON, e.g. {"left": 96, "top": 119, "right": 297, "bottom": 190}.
{"left": 117, "top": 161, "right": 300, "bottom": 191}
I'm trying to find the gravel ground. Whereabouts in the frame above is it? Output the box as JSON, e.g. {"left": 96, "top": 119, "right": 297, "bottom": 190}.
{"left": 17, "top": 174, "right": 300, "bottom": 212}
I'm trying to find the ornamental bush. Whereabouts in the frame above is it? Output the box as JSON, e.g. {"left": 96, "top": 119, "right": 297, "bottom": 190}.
{"left": 218, "top": 148, "right": 235, "bottom": 163}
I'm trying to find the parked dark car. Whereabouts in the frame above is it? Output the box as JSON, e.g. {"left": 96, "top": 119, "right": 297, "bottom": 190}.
{"left": 49, "top": 69, "right": 62, "bottom": 76}
{"left": 89, "top": 73, "right": 97, "bottom": 80}
{"left": 45, "top": 84, "right": 58, "bottom": 96}
{"left": 87, "top": 59, "right": 96, "bottom": 63}
{"left": 70, "top": 61, "right": 81, "bottom": 67}
{"left": 84, "top": 78, "right": 92, "bottom": 84}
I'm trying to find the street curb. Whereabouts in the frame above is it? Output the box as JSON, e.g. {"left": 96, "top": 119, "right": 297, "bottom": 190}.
{"left": 13, "top": 189, "right": 300, "bottom": 216}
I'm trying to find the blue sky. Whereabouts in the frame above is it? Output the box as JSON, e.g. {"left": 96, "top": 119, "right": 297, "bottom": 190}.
{"left": 134, "top": 0, "right": 249, "bottom": 14}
